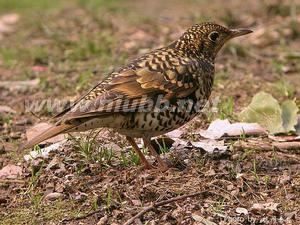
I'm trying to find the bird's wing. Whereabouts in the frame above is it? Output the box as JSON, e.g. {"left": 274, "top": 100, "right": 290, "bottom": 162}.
{"left": 57, "top": 48, "right": 212, "bottom": 123}
{"left": 21, "top": 49, "right": 213, "bottom": 149}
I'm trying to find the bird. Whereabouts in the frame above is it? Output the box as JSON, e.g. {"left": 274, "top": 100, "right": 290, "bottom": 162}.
{"left": 21, "top": 22, "right": 252, "bottom": 172}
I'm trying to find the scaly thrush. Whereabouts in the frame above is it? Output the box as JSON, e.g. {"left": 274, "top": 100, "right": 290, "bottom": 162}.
{"left": 21, "top": 22, "right": 252, "bottom": 172}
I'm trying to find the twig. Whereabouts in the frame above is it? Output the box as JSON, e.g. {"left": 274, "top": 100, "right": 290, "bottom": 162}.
{"left": 0, "top": 179, "right": 25, "bottom": 184}
{"left": 123, "top": 190, "right": 208, "bottom": 225}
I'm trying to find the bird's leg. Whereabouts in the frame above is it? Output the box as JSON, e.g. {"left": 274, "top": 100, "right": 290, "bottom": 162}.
{"left": 126, "top": 136, "right": 153, "bottom": 169}
{"left": 143, "top": 138, "right": 169, "bottom": 172}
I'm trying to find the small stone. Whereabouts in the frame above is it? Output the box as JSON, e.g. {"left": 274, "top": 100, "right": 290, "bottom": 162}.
{"left": 74, "top": 192, "right": 88, "bottom": 202}
{"left": 183, "top": 159, "right": 189, "bottom": 164}
{"left": 44, "top": 192, "right": 64, "bottom": 201}
{"left": 236, "top": 207, "right": 248, "bottom": 215}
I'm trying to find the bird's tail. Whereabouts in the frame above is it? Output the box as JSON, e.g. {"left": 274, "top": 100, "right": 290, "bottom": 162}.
{"left": 19, "top": 123, "right": 76, "bottom": 150}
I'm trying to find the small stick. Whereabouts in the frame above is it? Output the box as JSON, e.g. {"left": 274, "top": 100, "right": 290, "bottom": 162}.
{"left": 123, "top": 190, "right": 208, "bottom": 225}
{"left": 0, "top": 179, "right": 25, "bottom": 184}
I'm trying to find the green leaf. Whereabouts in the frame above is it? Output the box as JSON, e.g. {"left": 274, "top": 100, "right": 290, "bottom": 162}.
{"left": 238, "top": 92, "right": 284, "bottom": 134}
{"left": 281, "top": 100, "right": 299, "bottom": 132}
{"left": 295, "top": 115, "right": 300, "bottom": 135}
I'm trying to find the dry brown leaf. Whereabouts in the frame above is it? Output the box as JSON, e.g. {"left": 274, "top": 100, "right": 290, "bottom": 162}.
{"left": 191, "top": 140, "right": 227, "bottom": 153}
{"left": 250, "top": 202, "right": 279, "bottom": 213}
{"left": 192, "top": 213, "right": 217, "bottom": 225}
{"left": 0, "top": 164, "right": 22, "bottom": 179}
{"left": 165, "top": 129, "right": 184, "bottom": 139}
{"left": 26, "top": 122, "right": 66, "bottom": 145}
{"left": 199, "top": 119, "right": 266, "bottom": 139}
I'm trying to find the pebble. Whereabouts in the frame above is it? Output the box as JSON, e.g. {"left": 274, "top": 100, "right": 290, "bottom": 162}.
{"left": 236, "top": 207, "right": 249, "bottom": 215}
{"left": 44, "top": 192, "right": 64, "bottom": 201}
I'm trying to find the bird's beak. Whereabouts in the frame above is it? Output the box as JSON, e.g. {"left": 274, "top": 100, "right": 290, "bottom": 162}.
{"left": 230, "top": 28, "right": 253, "bottom": 38}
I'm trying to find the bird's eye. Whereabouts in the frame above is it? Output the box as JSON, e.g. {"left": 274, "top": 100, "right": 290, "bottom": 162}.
{"left": 208, "top": 31, "right": 219, "bottom": 42}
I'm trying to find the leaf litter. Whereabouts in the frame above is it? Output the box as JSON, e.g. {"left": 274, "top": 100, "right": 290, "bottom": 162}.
{"left": 239, "top": 92, "right": 299, "bottom": 134}
{"left": 1, "top": 1, "right": 300, "bottom": 224}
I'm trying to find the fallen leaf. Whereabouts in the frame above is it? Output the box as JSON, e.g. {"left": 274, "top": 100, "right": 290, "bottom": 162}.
{"left": 165, "top": 129, "right": 184, "bottom": 139}
{"left": 26, "top": 122, "right": 66, "bottom": 145}
{"left": 191, "top": 140, "right": 227, "bottom": 153}
{"left": 0, "top": 105, "right": 16, "bottom": 114}
{"left": 199, "top": 119, "right": 266, "bottom": 139}
{"left": 0, "top": 164, "right": 22, "bottom": 179}
{"left": 281, "top": 100, "right": 298, "bottom": 132}
{"left": 239, "top": 92, "right": 284, "bottom": 134}
{"left": 164, "top": 129, "right": 188, "bottom": 147}
{"left": 192, "top": 213, "right": 217, "bottom": 225}
{"left": 250, "top": 202, "right": 279, "bottom": 213}
{"left": 295, "top": 115, "right": 300, "bottom": 135}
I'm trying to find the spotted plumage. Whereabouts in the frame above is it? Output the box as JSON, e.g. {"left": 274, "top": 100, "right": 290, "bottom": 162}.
{"left": 21, "top": 22, "right": 252, "bottom": 171}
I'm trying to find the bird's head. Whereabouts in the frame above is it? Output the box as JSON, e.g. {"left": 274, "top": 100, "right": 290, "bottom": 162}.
{"left": 174, "top": 22, "right": 252, "bottom": 60}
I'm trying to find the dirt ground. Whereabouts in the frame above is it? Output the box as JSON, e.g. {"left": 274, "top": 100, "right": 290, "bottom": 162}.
{"left": 0, "top": 0, "right": 299, "bottom": 224}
